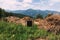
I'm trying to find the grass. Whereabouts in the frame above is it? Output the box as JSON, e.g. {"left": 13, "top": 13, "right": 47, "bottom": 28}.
{"left": 0, "top": 21, "right": 60, "bottom": 40}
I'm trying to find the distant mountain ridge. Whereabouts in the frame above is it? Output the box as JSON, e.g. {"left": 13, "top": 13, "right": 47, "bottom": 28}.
{"left": 10, "top": 9, "right": 60, "bottom": 18}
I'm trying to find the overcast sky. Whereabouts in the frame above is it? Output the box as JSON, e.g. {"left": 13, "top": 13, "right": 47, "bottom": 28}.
{"left": 0, "top": 0, "right": 60, "bottom": 11}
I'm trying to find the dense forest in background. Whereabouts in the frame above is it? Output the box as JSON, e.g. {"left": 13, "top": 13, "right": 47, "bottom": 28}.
{"left": 0, "top": 8, "right": 44, "bottom": 19}
{"left": 0, "top": 8, "right": 31, "bottom": 18}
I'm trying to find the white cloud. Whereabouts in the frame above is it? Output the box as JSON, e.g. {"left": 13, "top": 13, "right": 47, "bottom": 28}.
{"left": 23, "top": 0, "right": 32, "bottom": 3}
{"left": 31, "top": 4, "right": 50, "bottom": 10}
{"left": 0, "top": 0, "right": 32, "bottom": 10}
{"left": 0, "top": 0, "right": 60, "bottom": 12}
{"left": 0, "top": 0, "right": 17, "bottom": 10}
{"left": 49, "top": 0, "right": 60, "bottom": 6}
{"left": 50, "top": 0, "right": 60, "bottom": 2}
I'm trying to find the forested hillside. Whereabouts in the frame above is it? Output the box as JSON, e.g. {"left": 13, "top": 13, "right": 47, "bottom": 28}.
{"left": 0, "top": 8, "right": 33, "bottom": 19}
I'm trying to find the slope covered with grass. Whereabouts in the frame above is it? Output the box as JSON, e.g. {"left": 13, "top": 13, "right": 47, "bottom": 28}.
{"left": 0, "top": 21, "right": 60, "bottom": 40}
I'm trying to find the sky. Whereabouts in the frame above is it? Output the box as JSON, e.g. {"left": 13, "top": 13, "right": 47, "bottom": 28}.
{"left": 0, "top": 0, "right": 60, "bottom": 11}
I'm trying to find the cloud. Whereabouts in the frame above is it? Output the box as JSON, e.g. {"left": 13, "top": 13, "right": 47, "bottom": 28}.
{"left": 50, "top": 2, "right": 60, "bottom": 11}
{"left": 0, "top": 0, "right": 32, "bottom": 10}
{"left": 0, "top": 0, "right": 17, "bottom": 10}
{"left": 23, "top": 0, "right": 32, "bottom": 3}
{"left": 0, "top": 0, "right": 60, "bottom": 11}
{"left": 50, "top": 0, "right": 60, "bottom": 2}
{"left": 16, "top": 0, "right": 23, "bottom": 2}
{"left": 32, "top": 0, "right": 40, "bottom": 3}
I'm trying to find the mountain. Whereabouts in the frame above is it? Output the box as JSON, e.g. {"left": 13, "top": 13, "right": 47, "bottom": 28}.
{"left": 10, "top": 9, "right": 60, "bottom": 18}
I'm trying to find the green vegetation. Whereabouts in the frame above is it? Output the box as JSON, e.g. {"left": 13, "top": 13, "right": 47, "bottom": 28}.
{"left": 35, "top": 14, "right": 43, "bottom": 19}
{"left": 0, "top": 21, "right": 60, "bottom": 40}
{"left": 0, "top": 8, "right": 6, "bottom": 18}
{"left": 45, "top": 13, "right": 53, "bottom": 18}
{"left": 0, "top": 21, "right": 47, "bottom": 40}
{"left": 0, "top": 8, "right": 43, "bottom": 19}
{"left": 0, "top": 8, "right": 32, "bottom": 19}
{"left": 0, "top": 8, "right": 60, "bottom": 40}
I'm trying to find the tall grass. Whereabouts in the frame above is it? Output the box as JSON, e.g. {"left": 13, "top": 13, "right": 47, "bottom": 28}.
{"left": 0, "top": 21, "right": 60, "bottom": 40}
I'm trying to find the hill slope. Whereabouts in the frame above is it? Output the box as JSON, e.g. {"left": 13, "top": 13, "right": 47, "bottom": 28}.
{"left": 11, "top": 9, "right": 60, "bottom": 18}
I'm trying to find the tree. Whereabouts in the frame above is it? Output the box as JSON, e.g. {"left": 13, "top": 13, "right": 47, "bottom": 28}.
{"left": 35, "top": 14, "right": 43, "bottom": 19}
{"left": 0, "top": 8, "right": 3, "bottom": 18}
{"left": 0, "top": 8, "right": 6, "bottom": 21}
{"left": 45, "top": 13, "right": 53, "bottom": 18}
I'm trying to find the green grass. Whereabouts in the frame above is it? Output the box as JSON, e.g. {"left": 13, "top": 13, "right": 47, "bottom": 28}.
{"left": 0, "top": 21, "right": 60, "bottom": 40}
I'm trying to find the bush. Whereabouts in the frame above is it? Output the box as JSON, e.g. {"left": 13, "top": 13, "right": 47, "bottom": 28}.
{"left": 47, "top": 33, "right": 59, "bottom": 40}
